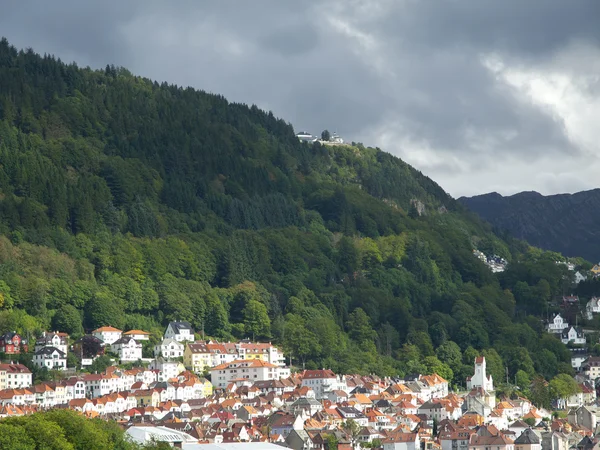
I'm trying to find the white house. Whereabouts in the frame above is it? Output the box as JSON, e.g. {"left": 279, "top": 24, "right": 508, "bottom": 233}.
{"left": 547, "top": 314, "right": 568, "bottom": 333}
{"left": 383, "top": 433, "right": 420, "bottom": 450}
{"left": 561, "top": 327, "right": 586, "bottom": 345}
{"left": 123, "top": 330, "right": 151, "bottom": 341}
{"left": 164, "top": 322, "right": 194, "bottom": 342}
{"left": 154, "top": 338, "right": 184, "bottom": 358}
{"left": 575, "top": 272, "right": 587, "bottom": 285}
{"left": 210, "top": 359, "right": 285, "bottom": 389}
{"left": 301, "top": 369, "right": 339, "bottom": 399}
{"left": 35, "top": 332, "right": 69, "bottom": 355}
{"left": 586, "top": 297, "right": 600, "bottom": 320}
{"left": 92, "top": 326, "right": 123, "bottom": 345}
{"left": 0, "top": 363, "right": 32, "bottom": 389}
{"left": 149, "top": 357, "right": 185, "bottom": 382}
{"left": 33, "top": 347, "right": 67, "bottom": 371}
{"left": 466, "top": 356, "right": 494, "bottom": 391}
{"left": 111, "top": 337, "right": 143, "bottom": 362}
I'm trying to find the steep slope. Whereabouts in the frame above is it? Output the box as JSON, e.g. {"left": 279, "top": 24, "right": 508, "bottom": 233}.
{"left": 0, "top": 39, "right": 577, "bottom": 389}
{"left": 459, "top": 190, "right": 600, "bottom": 262}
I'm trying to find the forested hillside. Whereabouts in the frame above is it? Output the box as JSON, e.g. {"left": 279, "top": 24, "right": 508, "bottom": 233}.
{"left": 0, "top": 38, "right": 581, "bottom": 393}
{"left": 459, "top": 190, "right": 600, "bottom": 262}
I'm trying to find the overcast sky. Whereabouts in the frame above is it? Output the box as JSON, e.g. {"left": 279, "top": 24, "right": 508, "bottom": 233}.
{"left": 2, "top": 0, "right": 600, "bottom": 197}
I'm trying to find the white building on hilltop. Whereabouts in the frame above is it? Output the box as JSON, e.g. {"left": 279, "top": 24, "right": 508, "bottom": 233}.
{"left": 466, "top": 356, "right": 494, "bottom": 392}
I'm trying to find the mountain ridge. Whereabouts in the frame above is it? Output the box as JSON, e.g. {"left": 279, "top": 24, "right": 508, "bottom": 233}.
{"left": 459, "top": 189, "right": 600, "bottom": 262}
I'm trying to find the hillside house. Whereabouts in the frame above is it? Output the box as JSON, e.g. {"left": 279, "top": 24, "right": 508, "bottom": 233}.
{"left": 514, "top": 429, "right": 540, "bottom": 450}
{"left": 0, "top": 332, "right": 27, "bottom": 354}
{"left": 154, "top": 338, "right": 184, "bottom": 358}
{"left": 383, "top": 432, "right": 421, "bottom": 450}
{"left": 123, "top": 330, "right": 150, "bottom": 341}
{"left": 164, "top": 322, "right": 194, "bottom": 342}
{"left": 35, "top": 332, "right": 68, "bottom": 355}
{"left": 562, "top": 295, "right": 579, "bottom": 306}
{"left": 547, "top": 314, "right": 569, "bottom": 334}
{"left": 561, "top": 327, "right": 586, "bottom": 345}
{"left": 72, "top": 335, "right": 105, "bottom": 360}
{"left": 582, "top": 357, "right": 600, "bottom": 379}
{"left": 0, "top": 363, "right": 32, "bottom": 389}
{"left": 301, "top": 369, "right": 340, "bottom": 399}
{"left": 33, "top": 347, "right": 67, "bottom": 371}
{"left": 111, "top": 337, "right": 142, "bottom": 362}
{"left": 92, "top": 326, "right": 123, "bottom": 345}
{"left": 575, "top": 272, "right": 587, "bottom": 284}
{"left": 586, "top": 298, "right": 600, "bottom": 320}
{"left": 210, "top": 359, "right": 285, "bottom": 389}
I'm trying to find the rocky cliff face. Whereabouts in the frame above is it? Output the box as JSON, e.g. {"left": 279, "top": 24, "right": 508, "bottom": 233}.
{"left": 459, "top": 189, "right": 600, "bottom": 262}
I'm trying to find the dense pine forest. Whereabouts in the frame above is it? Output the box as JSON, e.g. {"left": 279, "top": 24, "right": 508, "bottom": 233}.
{"left": 0, "top": 38, "right": 584, "bottom": 397}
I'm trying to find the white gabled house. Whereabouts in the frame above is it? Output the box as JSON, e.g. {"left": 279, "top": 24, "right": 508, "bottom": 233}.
{"left": 575, "top": 272, "right": 587, "bottom": 284}
{"left": 561, "top": 326, "right": 586, "bottom": 345}
{"left": 164, "top": 322, "right": 194, "bottom": 342}
{"left": 154, "top": 338, "right": 184, "bottom": 359}
{"left": 33, "top": 347, "right": 67, "bottom": 371}
{"left": 547, "top": 314, "right": 568, "bottom": 333}
{"left": 92, "top": 326, "right": 123, "bottom": 345}
{"left": 111, "top": 337, "right": 143, "bottom": 362}
{"left": 35, "top": 332, "right": 69, "bottom": 355}
{"left": 587, "top": 297, "right": 600, "bottom": 320}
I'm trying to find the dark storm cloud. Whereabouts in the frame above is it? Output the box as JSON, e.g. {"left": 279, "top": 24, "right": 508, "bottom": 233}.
{"left": 1, "top": 0, "right": 599, "bottom": 196}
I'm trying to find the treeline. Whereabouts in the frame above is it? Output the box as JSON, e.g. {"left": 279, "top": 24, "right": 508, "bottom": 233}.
{"left": 0, "top": 409, "right": 165, "bottom": 449}
{"left": 0, "top": 38, "right": 581, "bottom": 390}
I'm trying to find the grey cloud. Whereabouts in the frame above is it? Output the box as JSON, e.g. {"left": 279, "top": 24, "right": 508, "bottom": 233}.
{"left": 0, "top": 0, "right": 599, "bottom": 196}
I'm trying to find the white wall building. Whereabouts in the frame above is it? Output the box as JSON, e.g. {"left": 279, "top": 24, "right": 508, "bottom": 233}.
{"left": 301, "top": 369, "right": 339, "bottom": 399}
{"left": 33, "top": 347, "right": 67, "bottom": 371}
{"left": 210, "top": 359, "right": 286, "bottom": 389}
{"left": 0, "top": 363, "right": 32, "bottom": 389}
{"left": 155, "top": 338, "right": 184, "bottom": 358}
{"left": 111, "top": 337, "right": 143, "bottom": 362}
{"left": 561, "top": 327, "right": 586, "bottom": 345}
{"left": 547, "top": 314, "right": 568, "bottom": 333}
{"left": 35, "top": 332, "right": 69, "bottom": 355}
{"left": 92, "top": 326, "right": 123, "bottom": 345}
{"left": 164, "top": 322, "right": 194, "bottom": 342}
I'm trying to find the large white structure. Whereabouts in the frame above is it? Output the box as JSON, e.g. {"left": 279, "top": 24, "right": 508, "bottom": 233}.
{"left": 35, "top": 332, "right": 69, "bottom": 355}
{"left": 164, "top": 322, "right": 194, "bottom": 342}
{"left": 92, "top": 326, "right": 123, "bottom": 345}
{"left": 301, "top": 369, "right": 345, "bottom": 399}
{"left": 33, "top": 347, "right": 67, "bottom": 371}
{"left": 587, "top": 297, "right": 600, "bottom": 320}
{"left": 466, "top": 356, "right": 494, "bottom": 391}
{"left": 210, "top": 359, "right": 288, "bottom": 389}
{"left": 111, "top": 337, "right": 143, "bottom": 362}
{"left": 547, "top": 314, "right": 569, "bottom": 334}
{"left": 0, "top": 363, "right": 32, "bottom": 389}
{"left": 154, "top": 338, "right": 184, "bottom": 358}
{"left": 561, "top": 327, "right": 586, "bottom": 345}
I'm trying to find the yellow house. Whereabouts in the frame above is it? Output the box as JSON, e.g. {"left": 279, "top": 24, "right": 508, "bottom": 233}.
{"left": 198, "top": 377, "right": 213, "bottom": 397}
{"left": 134, "top": 389, "right": 160, "bottom": 408}
{"left": 592, "top": 265, "right": 600, "bottom": 276}
{"left": 184, "top": 343, "right": 211, "bottom": 373}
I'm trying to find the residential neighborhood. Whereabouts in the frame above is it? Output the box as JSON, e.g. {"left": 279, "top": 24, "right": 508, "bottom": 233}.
{"left": 3, "top": 315, "right": 600, "bottom": 449}
{"left": 3, "top": 319, "right": 600, "bottom": 450}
